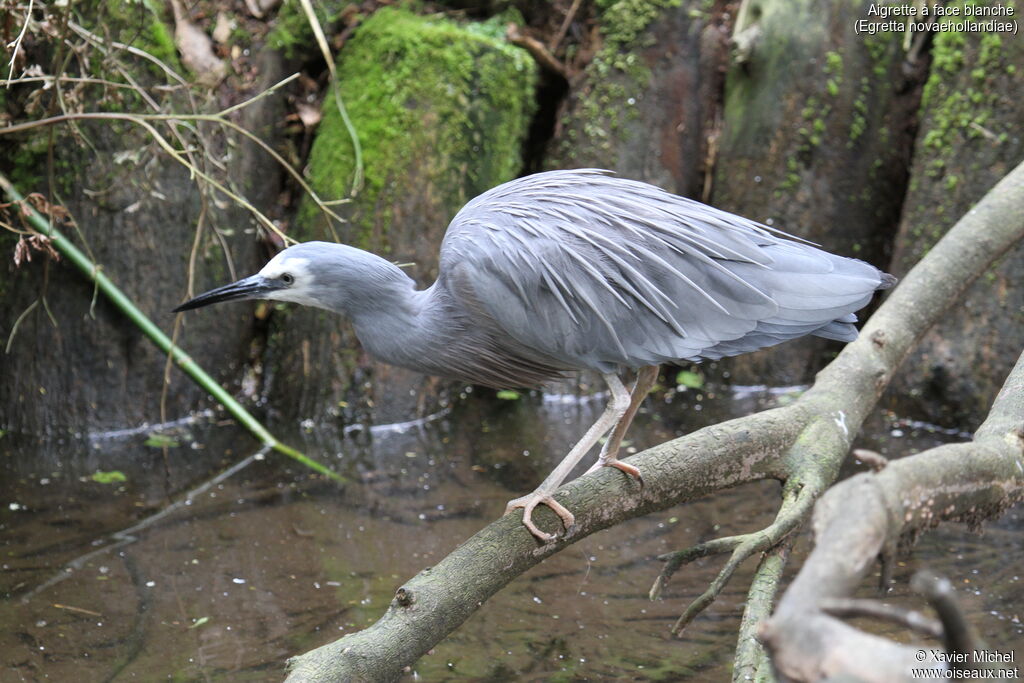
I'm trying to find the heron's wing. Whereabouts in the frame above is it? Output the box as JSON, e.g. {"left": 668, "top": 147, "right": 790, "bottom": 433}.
{"left": 439, "top": 169, "right": 887, "bottom": 372}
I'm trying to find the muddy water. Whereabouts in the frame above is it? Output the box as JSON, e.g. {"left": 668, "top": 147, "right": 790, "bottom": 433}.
{"left": 1, "top": 384, "right": 1021, "bottom": 681}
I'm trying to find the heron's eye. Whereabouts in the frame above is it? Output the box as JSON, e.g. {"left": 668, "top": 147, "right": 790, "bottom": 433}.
{"left": 281, "top": 273, "right": 295, "bottom": 285}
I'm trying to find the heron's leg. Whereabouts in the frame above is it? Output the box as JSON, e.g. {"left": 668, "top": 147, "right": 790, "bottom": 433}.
{"left": 505, "top": 373, "right": 630, "bottom": 541}
{"left": 586, "top": 365, "right": 659, "bottom": 480}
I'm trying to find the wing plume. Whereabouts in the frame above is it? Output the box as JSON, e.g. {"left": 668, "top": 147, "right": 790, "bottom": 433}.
{"left": 438, "top": 169, "right": 892, "bottom": 375}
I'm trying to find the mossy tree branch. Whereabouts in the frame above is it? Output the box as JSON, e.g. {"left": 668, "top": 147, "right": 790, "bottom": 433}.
{"left": 761, "top": 347, "right": 1024, "bottom": 682}
{"left": 286, "top": 161, "right": 1024, "bottom": 682}
{"left": 734, "top": 538, "right": 792, "bottom": 683}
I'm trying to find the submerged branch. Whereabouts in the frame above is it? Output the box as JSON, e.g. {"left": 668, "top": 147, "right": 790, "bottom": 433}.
{"left": 20, "top": 446, "right": 266, "bottom": 601}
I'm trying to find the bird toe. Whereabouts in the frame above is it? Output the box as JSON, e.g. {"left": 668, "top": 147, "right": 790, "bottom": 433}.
{"left": 505, "top": 492, "right": 574, "bottom": 542}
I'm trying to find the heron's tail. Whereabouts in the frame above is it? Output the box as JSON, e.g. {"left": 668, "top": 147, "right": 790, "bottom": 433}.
{"left": 878, "top": 272, "right": 898, "bottom": 289}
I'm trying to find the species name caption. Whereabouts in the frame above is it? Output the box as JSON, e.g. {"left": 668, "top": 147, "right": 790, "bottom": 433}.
{"left": 856, "top": 2, "right": 1018, "bottom": 35}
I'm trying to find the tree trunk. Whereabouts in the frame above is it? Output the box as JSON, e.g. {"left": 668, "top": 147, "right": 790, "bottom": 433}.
{"left": 887, "top": 14, "right": 1024, "bottom": 428}
{"left": 712, "top": 0, "right": 924, "bottom": 384}
{"left": 0, "top": 4, "right": 283, "bottom": 482}
{"left": 551, "top": 0, "right": 728, "bottom": 197}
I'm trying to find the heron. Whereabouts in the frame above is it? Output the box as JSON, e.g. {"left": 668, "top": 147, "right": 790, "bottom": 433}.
{"left": 175, "top": 169, "right": 895, "bottom": 541}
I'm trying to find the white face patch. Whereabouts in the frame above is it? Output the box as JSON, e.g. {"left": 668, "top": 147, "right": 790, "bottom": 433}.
{"left": 260, "top": 252, "right": 310, "bottom": 280}
{"left": 257, "top": 253, "right": 321, "bottom": 306}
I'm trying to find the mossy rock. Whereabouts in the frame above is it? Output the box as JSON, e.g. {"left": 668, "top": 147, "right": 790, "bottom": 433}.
{"left": 264, "top": 6, "right": 538, "bottom": 423}
{"left": 300, "top": 6, "right": 535, "bottom": 265}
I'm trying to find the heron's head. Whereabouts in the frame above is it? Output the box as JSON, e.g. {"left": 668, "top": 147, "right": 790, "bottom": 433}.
{"left": 174, "top": 241, "right": 404, "bottom": 315}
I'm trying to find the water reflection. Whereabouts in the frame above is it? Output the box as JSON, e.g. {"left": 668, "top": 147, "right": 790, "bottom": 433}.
{"left": 1, "top": 382, "right": 1020, "bottom": 680}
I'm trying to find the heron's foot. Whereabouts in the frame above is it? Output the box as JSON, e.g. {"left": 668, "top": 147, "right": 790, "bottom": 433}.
{"left": 586, "top": 456, "right": 644, "bottom": 488}
{"left": 505, "top": 491, "right": 575, "bottom": 542}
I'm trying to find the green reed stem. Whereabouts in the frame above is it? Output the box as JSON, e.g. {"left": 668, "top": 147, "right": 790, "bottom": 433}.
{"left": 0, "top": 172, "right": 344, "bottom": 483}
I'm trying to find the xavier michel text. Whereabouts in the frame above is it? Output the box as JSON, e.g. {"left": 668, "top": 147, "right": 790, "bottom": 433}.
{"left": 918, "top": 650, "right": 1017, "bottom": 664}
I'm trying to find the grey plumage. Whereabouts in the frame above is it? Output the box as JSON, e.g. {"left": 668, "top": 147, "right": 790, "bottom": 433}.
{"left": 436, "top": 169, "right": 891, "bottom": 384}
{"left": 177, "top": 169, "right": 892, "bottom": 387}
{"left": 175, "top": 168, "right": 895, "bottom": 540}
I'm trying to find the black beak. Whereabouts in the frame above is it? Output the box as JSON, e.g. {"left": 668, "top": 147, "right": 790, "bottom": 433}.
{"left": 173, "top": 275, "right": 278, "bottom": 312}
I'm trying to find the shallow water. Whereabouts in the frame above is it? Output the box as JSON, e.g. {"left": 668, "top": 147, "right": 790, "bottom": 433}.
{"left": 2, "top": 383, "right": 1021, "bottom": 681}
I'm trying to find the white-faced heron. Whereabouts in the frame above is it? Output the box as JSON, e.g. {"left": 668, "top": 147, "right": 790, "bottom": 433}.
{"left": 175, "top": 169, "right": 895, "bottom": 541}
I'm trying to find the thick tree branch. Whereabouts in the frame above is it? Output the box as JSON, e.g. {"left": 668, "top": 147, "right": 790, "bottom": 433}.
{"left": 286, "top": 161, "right": 1024, "bottom": 682}
{"left": 286, "top": 407, "right": 808, "bottom": 682}
{"left": 762, "top": 347, "right": 1024, "bottom": 682}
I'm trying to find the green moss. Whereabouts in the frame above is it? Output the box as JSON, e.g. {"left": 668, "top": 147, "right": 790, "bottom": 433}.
{"left": 905, "top": 4, "right": 1020, "bottom": 251}
{"left": 918, "top": 3, "right": 1011, "bottom": 167}
{"left": 597, "top": 0, "right": 683, "bottom": 51}
{"left": 267, "top": 0, "right": 352, "bottom": 58}
{"left": 778, "top": 156, "right": 800, "bottom": 191}
{"left": 864, "top": 32, "right": 892, "bottom": 77}
{"left": 823, "top": 50, "right": 843, "bottom": 98}
{"left": 562, "top": 0, "right": 683, "bottom": 160}
{"left": 977, "top": 32, "right": 1003, "bottom": 68}
{"left": 923, "top": 30, "right": 967, "bottom": 109}
{"left": 6, "top": 132, "right": 50, "bottom": 191}
{"left": 824, "top": 50, "right": 843, "bottom": 75}
{"left": 100, "top": 0, "right": 180, "bottom": 74}
{"left": 847, "top": 77, "right": 870, "bottom": 147}
{"left": 921, "top": 65, "right": 999, "bottom": 154}
{"left": 299, "top": 7, "right": 537, "bottom": 244}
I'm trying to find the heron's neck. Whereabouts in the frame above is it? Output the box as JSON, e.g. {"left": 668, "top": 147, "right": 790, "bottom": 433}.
{"left": 344, "top": 268, "right": 451, "bottom": 373}
{"left": 342, "top": 263, "right": 563, "bottom": 387}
